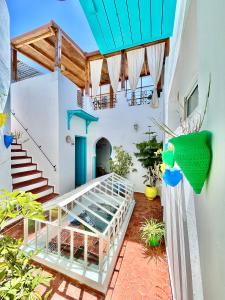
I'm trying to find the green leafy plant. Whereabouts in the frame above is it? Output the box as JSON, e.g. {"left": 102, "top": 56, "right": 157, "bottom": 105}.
{"left": 0, "top": 190, "right": 53, "bottom": 299}
{"left": 140, "top": 218, "right": 165, "bottom": 246}
{"left": 109, "top": 146, "right": 136, "bottom": 178}
{"left": 0, "top": 190, "right": 44, "bottom": 230}
{"left": 134, "top": 129, "right": 162, "bottom": 186}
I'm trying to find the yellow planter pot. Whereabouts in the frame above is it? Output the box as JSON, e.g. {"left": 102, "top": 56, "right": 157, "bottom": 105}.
{"left": 145, "top": 186, "right": 158, "bottom": 200}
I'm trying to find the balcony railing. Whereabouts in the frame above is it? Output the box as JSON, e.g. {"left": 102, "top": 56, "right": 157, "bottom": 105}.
{"left": 126, "top": 85, "right": 154, "bottom": 106}
{"left": 92, "top": 93, "right": 117, "bottom": 110}
{"left": 90, "top": 85, "right": 154, "bottom": 110}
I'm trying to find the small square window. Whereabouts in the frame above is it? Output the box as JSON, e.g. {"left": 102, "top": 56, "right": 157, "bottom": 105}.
{"left": 185, "top": 84, "right": 198, "bottom": 118}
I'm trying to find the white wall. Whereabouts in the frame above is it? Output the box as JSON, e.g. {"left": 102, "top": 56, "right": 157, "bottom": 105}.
{"left": 195, "top": 0, "right": 225, "bottom": 298}
{"left": 70, "top": 91, "right": 163, "bottom": 192}
{"left": 0, "top": 96, "right": 12, "bottom": 191}
{"left": 11, "top": 71, "right": 79, "bottom": 195}
{"left": 58, "top": 72, "right": 77, "bottom": 194}
{"left": 0, "top": 0, "right": 11, "bottom": 191}
{"left": 164, "top": 0, "right": 225, "bottom": 299}
{"left": 11, "top": 72, "right": 60, "bottom": 191}
{"left": 11, "top": 70, "right": 163, "bottom": 194}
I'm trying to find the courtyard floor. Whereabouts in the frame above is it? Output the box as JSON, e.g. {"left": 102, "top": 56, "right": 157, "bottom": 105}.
{"left": 4, "top": 193, "right": 172, "bottom": 300}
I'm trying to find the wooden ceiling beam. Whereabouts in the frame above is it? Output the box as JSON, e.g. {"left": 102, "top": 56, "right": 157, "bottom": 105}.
{"left": 42, "top": 38, "right": 85, "bottom": 76}
{"left": 86, "top": 38, "right": 170, "bottom": 61}
{"left": 14, "top": 47, "right": 54, "bottom": 72}
{"left": 62, "top": 69, "right": 85, "bottom": 88}
{"left": 12, "top": 31, "right": 55, "bottom": 49}
{"left": 26, "top": 44, "right": 54, "bottom": 66}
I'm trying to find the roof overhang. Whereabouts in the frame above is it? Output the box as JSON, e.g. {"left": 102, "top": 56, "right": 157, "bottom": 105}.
{"left": 11, "top": 21, "right": 170, "bottom": 89}
{"left": 79, "top": 0, "right": 176, "bottom": 54}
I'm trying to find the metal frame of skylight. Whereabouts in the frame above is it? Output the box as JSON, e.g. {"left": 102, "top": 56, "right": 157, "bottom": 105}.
{"left": 23, "top": 173, "right": 135, "bottom": 292}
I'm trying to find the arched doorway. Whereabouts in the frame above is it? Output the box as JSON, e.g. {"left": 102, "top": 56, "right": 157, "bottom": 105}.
{"left": 95, "top": 138, "right": 112, "bottom": 178}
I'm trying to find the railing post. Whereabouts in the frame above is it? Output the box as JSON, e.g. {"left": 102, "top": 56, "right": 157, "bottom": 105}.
{"left": 70, "top": 230, "right": 74, "bottom": 261}
{"left": 58, "top": 208, "right": 62, "bottom": 257}
{"left": 84, "top": 234, "right": 88, "bottom": 268}
{"left": 35, "top": 221, "right": 38, "bottom": 250}
{"left": 23, "top": 218, "right": 28, "bottom": 244}
{"left": 46, "top": 224, "right": 49, "bottom": 253}
{"left": 99, "top": 237, "right": 104, "bottom": 272}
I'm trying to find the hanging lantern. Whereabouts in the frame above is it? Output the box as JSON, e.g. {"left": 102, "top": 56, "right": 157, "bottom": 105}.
{"left": 169, "top": 131, "right": 212, "bottom": 194}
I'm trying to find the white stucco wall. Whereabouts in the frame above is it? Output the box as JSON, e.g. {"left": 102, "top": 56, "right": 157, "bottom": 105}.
{"left": 11, "top": 70, "right": 163, "bottom": 194}
{"left": 164, "top": 0, "right": 225, "bottom": 299}
{"left": 0, "top": 0, "right": 11, "bottom": 191}
{"left": 11, "top": 72, "right": 60, "bottom": 191}
{"left": 71, "top": 92, "right": 163, "bottom": 192}
{"left": 0, "top": 96, "right": 11, "bottom": 191}
{"left": 195, "top": 0, "right": 225, "bottom": 298}
{"left": 58, "top": 72, "right": 77, "bottom": 194}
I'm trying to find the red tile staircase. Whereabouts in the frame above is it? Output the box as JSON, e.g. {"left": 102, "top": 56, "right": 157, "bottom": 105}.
{"left": 11, "top": 140, "right": 58, "bottom": 203}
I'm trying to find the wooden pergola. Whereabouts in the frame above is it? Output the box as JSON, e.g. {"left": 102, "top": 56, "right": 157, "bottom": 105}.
{"left": 11, "top": 21, "right": 170, "bottom": 94}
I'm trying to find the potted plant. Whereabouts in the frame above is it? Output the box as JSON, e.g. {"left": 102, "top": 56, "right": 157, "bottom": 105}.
{"left": 140, "top": 218, "right": 165, "bottom": 246}
{"left": 135, "top": 128, "right": 162, "bottom": 200}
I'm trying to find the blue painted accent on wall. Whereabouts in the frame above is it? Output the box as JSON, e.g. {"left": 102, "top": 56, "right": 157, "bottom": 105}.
{"left": 79, "top": 0, "right": 177, "bottom": 54}
{"left": 75, "top": 136, "right": 87, "bottom": 187}
{"left": 67, "top": 110, "right": 99, "bottom": 132}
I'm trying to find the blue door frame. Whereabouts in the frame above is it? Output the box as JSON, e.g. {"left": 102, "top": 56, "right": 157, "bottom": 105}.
{"left": 75, "top": 136, "right": 87, "bottom": 187}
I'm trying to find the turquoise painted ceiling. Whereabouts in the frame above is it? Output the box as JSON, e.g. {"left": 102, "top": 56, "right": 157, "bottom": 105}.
{"left": 79, "top": 0, "right": 177, "bottom": 54}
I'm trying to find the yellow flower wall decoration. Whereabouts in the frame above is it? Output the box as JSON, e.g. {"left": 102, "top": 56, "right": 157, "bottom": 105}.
{"left": 0, "top": 113, "right": 8, "bottom": 128}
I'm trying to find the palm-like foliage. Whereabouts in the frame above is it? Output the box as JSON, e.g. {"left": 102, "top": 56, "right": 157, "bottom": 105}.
{"left": 140, "top": 219, "right": 165, "bottom": 244}
{"left": 134, "top": 129, "right": 162, "bottom": 185}
{"left": 0, "top": 190, "right": 52, "bottom": 299}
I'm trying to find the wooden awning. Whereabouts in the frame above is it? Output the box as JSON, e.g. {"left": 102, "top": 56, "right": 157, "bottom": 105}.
{"left": 11, "top": 21, "right": 170, "bottom": 90}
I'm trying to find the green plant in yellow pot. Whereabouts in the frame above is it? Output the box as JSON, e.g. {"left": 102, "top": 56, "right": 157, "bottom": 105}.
{"left": 144, "top": 162, "right": 162, "bottom": 200}
{"left": 134, "top": 128, "right": 162, "bottom": 200}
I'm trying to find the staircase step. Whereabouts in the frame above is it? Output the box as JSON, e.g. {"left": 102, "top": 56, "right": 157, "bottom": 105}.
{"left": 12, "top": 143, "right": 22, "bottom": 150}
{"left": 38, "top": 193, "right": 59, "bottom": 204}
{"left": 13, "top": 177, "right": 48, "bottom": 192}
{"left": 12, "top": 170, "right": 42, "bottom": 184}
{"left": 11, "top": 156, "right": 32, "bottom": 165}
{"left": 11, "top": 149, "right": 27, "bottom": 157}
{"left": 11, "top": 163, "right": 37, "bottom": 174}
{"left": 28, "top": 185, "right": 54, "bottom": 199}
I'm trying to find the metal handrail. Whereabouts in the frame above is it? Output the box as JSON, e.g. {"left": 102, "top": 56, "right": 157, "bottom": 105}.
{"left": 11, "top": 110, "right": 56, "bottom": 171}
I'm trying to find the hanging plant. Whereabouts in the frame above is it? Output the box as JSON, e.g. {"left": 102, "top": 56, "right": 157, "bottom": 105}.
{"left": 169, "top": 131, "right": 211, "bottom": 194}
